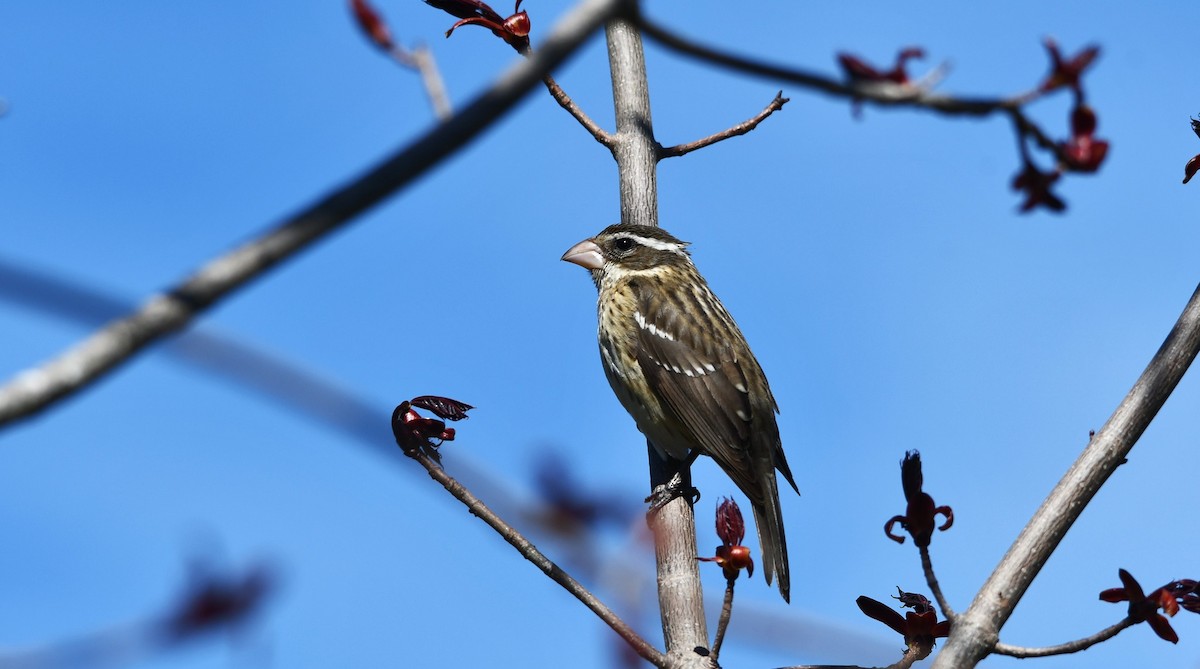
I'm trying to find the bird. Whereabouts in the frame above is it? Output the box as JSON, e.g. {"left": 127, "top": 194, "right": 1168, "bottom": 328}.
{"left": 561, "top": 222, "right": 798, "bottom": 601}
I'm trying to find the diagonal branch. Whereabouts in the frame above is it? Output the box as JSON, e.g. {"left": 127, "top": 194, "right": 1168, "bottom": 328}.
{"left": 992, "top": 618, "right": 1135, "bottom": 658}
{"left": 658, "top": 91, "right": 789, "bottom": 159}
{"left": 543, "top": 74, "right": 616, "bottom": 146}
{"left": 396, "top": 45, "right": 454, "bottom": 121}
{"left": 0, "top": 0, "right": 622, "bottom": 429}
{"left": 404, "top": 445, "right": 668, "bottom": 668}
{"left": 933, "top": 282, "right": 1200, "bottom": 668}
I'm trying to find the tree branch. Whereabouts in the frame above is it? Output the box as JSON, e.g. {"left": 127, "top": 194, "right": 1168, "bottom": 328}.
{"left": 398, "top": 45, "right": 454, "bottom": 122}
{"left": 605, "top": 11, "right": 710, "bottom": 666}
{"left": 659, "top": 91, "right": 789, "bottom": 159}
{"left": 779, "top": 645, "right": 925, "bottom": 669}
{"left": 710, "top": 580, "right": 735, "bottom": 659}
{"left": 403, "top": 446, "right": 668, "bottom": 668}
{"left": 0, "top": 0, "right": 622, "bottom": 429}
{"left": 638, "top": 16, "right": 1012, "bottom": 116}
{"left": 992, "top": 618, "right": 1135, "bottom": 658}
{"left": 919, "top": 545, "right": 955, "bottom": 621}
{"left": 933, "top": 282, "right": 1200, "bottom": 668}
{"left": 606, "top": 15, "right": 661, "bottom": 229}
{"left": 543, "top": 74, "right": 616, "bottom": 146}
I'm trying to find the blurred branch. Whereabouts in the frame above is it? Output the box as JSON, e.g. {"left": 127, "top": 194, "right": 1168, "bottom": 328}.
{"left": 638, "top": 16, "right": 1014, "bottom": 116}
{"left": 0, "top": 257, "right": 898, "bottom": 664}
{"left": 350, "top": 0, "right": 453, "bottom": 120}
{"left": 394, "top": 45, "right": 454, "bottom": 121}
{"left": 401, "top": 443, "right": 668, "bottom": 668}
{"left": 0, "top": 0, "right": 621, "bottom": 429}
{"left": 637, "top": 15, "right": 1103, "bottom": 212}
{"left": 0, "top": 561, "right": 272, "bottom": 669}
{"left": 934, "top": 282, "right": 1200, "bottom": 668}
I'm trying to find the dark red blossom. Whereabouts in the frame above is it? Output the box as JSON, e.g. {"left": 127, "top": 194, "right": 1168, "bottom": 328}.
{"left": 1185, "top": 155, "right": 1200, "bottom": 185}
{"left": 532, "top": 454, "right": 635, "bottom": 535}
{"left": 1169, "top": 579, "right": 1200, "bottom": 614}
{"left": 838, "top": 47, "right": 925, "bottom": 85}
{"left": 425, "top": 0, "right": 530, "bottom": 52}
{"left": 1060, "top": 104, "right": 1109, "bottom": 172}
{"left": 1100, "top": 569, "right": 1200, "bottom": 644}
{"left": 1038, "top": 38, "right": 1100, "bottom": 93}
{"left": 885, "top": 451, "right": 953, "bottom": 547}
{"left": 1184, "top": 117, "right": 1200, "bottom": 185}
{"left": 392, "top": 395, "right": 472, "bottom": 463}
{"left": 163, "top": 564, "right": 274, "bottom": 640}
{"left": 697, "top": 498, "right": 755, "bottom": 581}
{"left": 411, "top": 395, "right": 475, "bottom": 421}
{"left": 349, "top": 0, "right": 394, "bottom": 50}
{"left": 1011, "top": 161, "right": 1066, "bottom": 213}
{"left": 857, "top": 588, "right": 950, "bottom": 656}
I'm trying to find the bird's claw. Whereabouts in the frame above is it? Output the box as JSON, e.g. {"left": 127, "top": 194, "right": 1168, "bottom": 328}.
{"left": 645, "top": 482, "right": 701, "bottom": 514}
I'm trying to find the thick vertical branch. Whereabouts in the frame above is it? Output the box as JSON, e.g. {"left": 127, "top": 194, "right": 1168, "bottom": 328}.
{"left": 605, "top": 17, "right": 659, "bottom": 228}
{"left": 933, "top": 282, "right": 1200, "bottom": 668}
{"left": 605, "top": 10, "right": 709, "bottom": 667}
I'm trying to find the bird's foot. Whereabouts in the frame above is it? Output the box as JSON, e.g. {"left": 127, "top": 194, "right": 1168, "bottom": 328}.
{"left": 645, "top": 477, "right": 700, "bottom": 514}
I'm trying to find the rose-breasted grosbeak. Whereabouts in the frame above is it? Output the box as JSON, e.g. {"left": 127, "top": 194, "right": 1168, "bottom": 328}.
{"left": 562, "top": 223, "right": 798, "bottom": 601}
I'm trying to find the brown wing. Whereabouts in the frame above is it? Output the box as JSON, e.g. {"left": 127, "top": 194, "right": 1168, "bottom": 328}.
{"left": 632, "top": 283, "right": 763, "bottom": 501}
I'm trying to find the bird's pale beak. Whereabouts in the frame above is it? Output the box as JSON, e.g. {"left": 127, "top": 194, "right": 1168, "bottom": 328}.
{"left": 560, "top": 238, "right": 605, "bottom": 270}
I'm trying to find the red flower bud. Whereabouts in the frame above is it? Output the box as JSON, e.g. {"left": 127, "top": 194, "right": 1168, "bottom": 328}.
{"left": 885, "top": 451, "right": 953, "bottom": 546}
{"left": 837, "top": 46, "right": 925, "bottom": 85}
{"left": 714, "top": 497, "right": 746, "bottom": 547}
{"left": 350, "top": 0, "right": 394, "bottom": 51}
{"left": 1038, "top": 38, "right": 1100, "bottom": 93}
{"left": 1184, "top": 153, "right": 1200, "bottom": 185}
{"left": 1060, "top": 104, "right": 1109, "bottom": 172}
{"left": 411, "top": 395, "right": 474, "bottom": 421}
{"left": 426, "top": 0, "right": 530, "bottom": 52}
{"left": 392, "top": 395, "right": 472, "bottom": 463}
{"left": 697, "top": 498, "right": 755, "bottom": 581}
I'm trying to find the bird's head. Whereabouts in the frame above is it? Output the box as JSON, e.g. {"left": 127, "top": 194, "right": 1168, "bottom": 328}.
{"left": 561, "top": 224, "right": 692, "bottom": 287}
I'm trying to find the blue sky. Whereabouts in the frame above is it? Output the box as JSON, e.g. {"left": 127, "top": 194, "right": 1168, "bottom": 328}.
{"left": 2, "top": 2, "right": 1199, "bottom": 668}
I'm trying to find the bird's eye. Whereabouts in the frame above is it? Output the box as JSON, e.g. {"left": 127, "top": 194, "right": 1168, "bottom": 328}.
{"left": 613, "top": 237, "right": 635, "bottom": 252}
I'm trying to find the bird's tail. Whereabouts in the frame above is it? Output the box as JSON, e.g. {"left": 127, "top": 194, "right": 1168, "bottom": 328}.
{"left": 752, "top": 471, "right": 790, "bottom": 602}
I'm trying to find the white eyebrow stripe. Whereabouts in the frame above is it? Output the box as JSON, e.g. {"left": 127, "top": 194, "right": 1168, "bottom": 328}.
{"left": 621, "top": 234, "right": 686, "bottom": 253}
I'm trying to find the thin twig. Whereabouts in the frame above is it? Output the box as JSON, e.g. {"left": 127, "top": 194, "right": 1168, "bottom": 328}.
{"left": 543, "top": 74, "right": 615, "bottom": 145}
{"left": 659, "top": 91, "right": 789, "bottom": 159}
{"left": 992, "top": 618, "right": 1135, "bottom": 658}
{"left": 401, "top": 45, "right": 453, "bottom": 121}
{"left": 778, "top": 646, "right": 925, "bottom": 669}
{"left": 919, "top": 545, "right": 955, "bottom": 621}
{"left": 711, "top": 580, "right": 735, "bottom": 659}
{"left": 933, "top": 282, "right": 1200, "bottom": 668}
{"left": 404, "top": 447, "right": 668, "bottom": 668}
{"left": 0, "top": 0, "right": 622, "bottom": 428}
